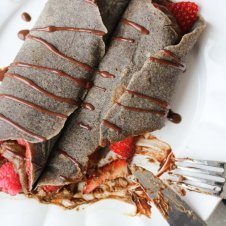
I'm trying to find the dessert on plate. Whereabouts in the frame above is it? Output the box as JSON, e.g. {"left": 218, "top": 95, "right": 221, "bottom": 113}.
{"left": 0, "top": 0, "right": 205, "bottom": 218}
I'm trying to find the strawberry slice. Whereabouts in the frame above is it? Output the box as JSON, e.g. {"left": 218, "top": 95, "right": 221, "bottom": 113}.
{"left": 165, "top": 1, "right": 199, "bottom": 34}
{"left": 83, "top": 159, "right": 128, "bottom": 194}
{"left": 110, "top": 136, "right": 136, "bottom": 159}
{"left": 42, "top": 185, "right": 61, "bottom": 193}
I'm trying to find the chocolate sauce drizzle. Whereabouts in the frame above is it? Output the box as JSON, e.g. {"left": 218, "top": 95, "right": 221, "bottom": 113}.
{"left": 78, "top": 122, "right": 92, "bottom": 130}
{"left": 82, "top": 102, "right": 95, "bottom": 111}
{"left": 0, "top": 114, "right": 46, "bottom": 142}
{"left": 156, "top": 151, "right": 175, "bottom": 177}
{"left": 96, "top": 71, "right": 115, "bottom": 78}
{"left": 17, "top": 30, "right": 30, "bottom": 41}
{"left": 26, "top": 35, "right": 93, "bottom": 72}
{"left": 11, "top": 62, "right": 93, "bottom": 89}
{"left": 121, "top": 19, "right": 150, "bottom": 35}
{"left": 32, "top": 26, "right": 106, "bottom": 36}
{"left": 162, "top": 50, "right": 180, "bottom": 62}
{"left": 93, "top": 85, "right": 106, "bottom": 92}
{"left": 126, "top": 90, "right": 169, "bottom": 109}
{"left": 162, "top": 49, "right": 186, "bottom": 72}
{"left": 102, "top": 120, "right": 122, "bottom": 134}
{"left": 116, "top": 102, "right": 166, "bottom": 116}
{"left": 167, "top": 109, "right": 182, "bottom": 124}
{"left": 150, "top": 57, "right": 186, "bottom": 72}
{"left": 5, "top": 73, "right": 79, "bottom": 106}
{"left": 59, "top": 149, "right": 79, "bottom": 166}
{"left": 113, "top": 37, "right": 135, "bottom": 43}
{"left": 0, "top": 66, "right": 8, "bottom": 81}
{"left": 0, "top": 94, "right": 67, "bottom": 118}
{"left": 21, "top": 12, "right": 31, "bottom": 22}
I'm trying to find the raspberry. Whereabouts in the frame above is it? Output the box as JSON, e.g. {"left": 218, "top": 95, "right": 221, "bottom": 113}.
{"left": 110, "top": 136, "right": 136, "bottom": 159}
{"left": 0, "top": 162, "right": 21, "bottom": 195}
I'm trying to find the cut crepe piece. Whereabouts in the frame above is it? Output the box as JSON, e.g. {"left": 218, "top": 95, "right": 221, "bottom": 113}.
{"left": 0, "top": 0, "right": 107, "bottom": 143}
{"left": 100, "top": 16, "right": 206, "bottom": 143}
{"left": 0, "top": 0, "right": 130, "bottom": 194}
{"left": 0, "top": 139, "right": 57, "bottom": 193}
{"left": 37, "top": 0, "right": 181, "bottom": 188}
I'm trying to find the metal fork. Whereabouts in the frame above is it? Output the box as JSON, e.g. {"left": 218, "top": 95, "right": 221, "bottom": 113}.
{"left": 165, "top": 158, "right": 226, "bottom": 198}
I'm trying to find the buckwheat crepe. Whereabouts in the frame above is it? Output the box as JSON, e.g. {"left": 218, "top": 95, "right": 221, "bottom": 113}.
{"left": 38, "top": 0, "right": 204, "bottom": 188}
{"left": 0, "top": 0, "right": 129, "bottom": 192}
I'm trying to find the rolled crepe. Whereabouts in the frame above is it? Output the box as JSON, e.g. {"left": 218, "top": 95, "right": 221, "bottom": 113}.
{"left": 38, "top": 0, "right": 183, "bottom": 187}
{"left": 101, "top": 17, "right": 206, "bottom": 143}
{"left": 0, "top": 0, "right": 129, "bottom": 193}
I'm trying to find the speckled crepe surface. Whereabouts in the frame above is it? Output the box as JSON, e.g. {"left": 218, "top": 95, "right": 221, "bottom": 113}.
{"left": 0, "top": 0, "right": 107, "bottom": 143}
{"left": 0, "top": 0, "right": 205, "bottom": 190}
{"left": 37, "top": 0, "right": 184, "bottom": 187}
{"left": 100, "top": 17, "right": 206, "bottom": 143}
{"left": 0, "top": 0, "right": 130, "bottom": 190}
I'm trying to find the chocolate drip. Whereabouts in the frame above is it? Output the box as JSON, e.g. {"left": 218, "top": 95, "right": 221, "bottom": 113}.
{"left": 82, "top": 102, "right": 95, "bottom": 111}
{"left": 11, "top": 62, "right": 93, "bottom": 89}
{"left": 116, "top": 102, "right": 166, "bottom": 116}
{"left": 102, "top": 120, "right": 122, "bottom": 133}
{"left": 162, "top": 50, "right": 180, "bottom": 62}
{"left": 113, "top": 37, "right": 135, "bottom": 43}
{"left": 78, "top": 122, "right": 92, "bottom": 130}
{"left": 32, "top": 26, "right": 106, "bottom": 36}
{"left": 0, "top": 66, "right": 8, "bottom": 81}
{"left": 21, "top": 12, "right": 31, "bottom": 22}
{"left": 96, "top": 71, "right": 115, "bottom": 78}
{"left": 0, "top": 94, "right": 67, "bottom": 119}
{"left": 17, "top": 30, "right": 30, "bottom": 41}
{"left": 121, "top": 19, "right": 150, "bottom": 35}
{"left": 158, "top": 154, "right": 175, "bottom": 177}
{"left": 5, "top": 73, "right": 79, "bottom": 106}
{"left": 93, "top": 85, "right": 106, "bottom": 92}
{"left": 0, "top": 114, "right": 46, "bottom": 142}
{"left": 126, "top": 90, "right": 169, "bottom": 109}
{"left": 59, "top": 149, "right": 79, "bottom": 166}
{"left": 162, "top": 49, "right": 186, "bottom": 71}
{"left": 150, "top": 57, "right": 186, "bottom": 72}
{"left": 156, "top": 151, "right": 175, "bottom": 177}
{"left": 167, "top": 110, "right": 182, "bottom": 124}
{"left": 26, "top": 35, "right": 93, "bottom": 72}
{"left": 4, "top": 73, "right": 78, "bottom": 105}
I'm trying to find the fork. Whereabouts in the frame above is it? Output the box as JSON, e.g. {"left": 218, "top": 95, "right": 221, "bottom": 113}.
{"left": 165, "top": 158, "right": 226, "bottom": 198}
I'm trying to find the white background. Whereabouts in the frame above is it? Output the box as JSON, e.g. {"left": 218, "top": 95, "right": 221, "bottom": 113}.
{"left": 0, "top": 0, "right": 226, "bottom": 225}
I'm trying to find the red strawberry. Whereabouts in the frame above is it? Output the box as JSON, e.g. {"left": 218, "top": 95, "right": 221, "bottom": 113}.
{"left": 110, "top": 136, "right": 136, "bottom": 159}
{"left": 83, "top": 159, "right": 128, "bottom": 194}
{"left": 165, "top": 1, "right": 199, "bottom": 34}
{"left": 42, "top": 185, "right": 61, "bottom": 193}
{"left": 0, "top": 162, "right": 21, "bottom": 195}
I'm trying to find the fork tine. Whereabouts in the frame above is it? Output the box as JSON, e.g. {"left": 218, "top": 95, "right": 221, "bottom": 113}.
{"left": 170, "top": 173, "right": 225, "bottom": 187}
{"left": 165, "top": 179, "right": 222, "bottom": 196}
{"left": 175, "top": 158, "right": 225, "bottom": 168}
{"left": 175, "top": 165, "right": 225, "bottom": 178}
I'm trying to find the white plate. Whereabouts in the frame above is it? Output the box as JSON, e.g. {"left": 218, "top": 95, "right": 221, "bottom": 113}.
{"left": 0, "top": 0, "right": 226, "bottom": 225}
